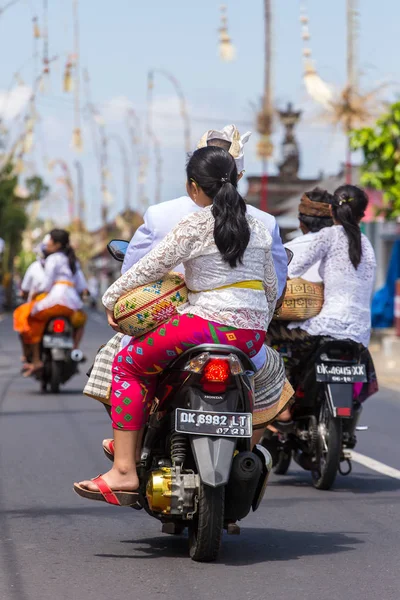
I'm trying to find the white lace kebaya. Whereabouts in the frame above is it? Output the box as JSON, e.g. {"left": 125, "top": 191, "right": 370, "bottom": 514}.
{"left": 288, "top": 225, "right": 377, "bottom": 347}
{"left": 102, "top": 206, "right": 278, "bottom": 331}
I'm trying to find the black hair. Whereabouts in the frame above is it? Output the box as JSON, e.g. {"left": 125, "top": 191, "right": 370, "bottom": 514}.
{"left": 49, "top": 228, "right": 78, "bottom": 274}
{"left": 187, "top": 146, "right": 250, "bottom": 268}
{"left": 332, "top": 185, "right": 368, "bottom": 269}
{"left": 298, "top": 187, "right": 334, "bottom": 233}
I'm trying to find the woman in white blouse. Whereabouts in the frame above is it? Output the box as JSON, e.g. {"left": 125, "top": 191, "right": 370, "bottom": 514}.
{"left": 267, "top": 185, "right": 377, "bottom": 428}
{"left": 287, "top": 185, "right": 376, "bottom": 348}
{"left": 74, "top": 146, "right": 278, "bottom": 506}
{"left": 14, "top": 229, "right": 88, "bottom": 375}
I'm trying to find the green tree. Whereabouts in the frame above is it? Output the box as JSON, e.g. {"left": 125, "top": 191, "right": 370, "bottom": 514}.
{"left": 350, "top": 101, "right": 400, "bottom": 219}
{"left": 0, "top": 161, "right": 49, "bottom": 305}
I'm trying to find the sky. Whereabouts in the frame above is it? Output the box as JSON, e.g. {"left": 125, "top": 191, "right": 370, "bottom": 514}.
{"left": 0, "top": 0, "right": 399, "bottom": 230}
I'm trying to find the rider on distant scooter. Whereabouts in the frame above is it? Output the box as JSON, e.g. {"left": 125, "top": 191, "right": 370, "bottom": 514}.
{"left": 14, "top": 229, "right": 88, "bottom": 376}
{"left": 268, "top": 185, "right": 378, "bottom": 428}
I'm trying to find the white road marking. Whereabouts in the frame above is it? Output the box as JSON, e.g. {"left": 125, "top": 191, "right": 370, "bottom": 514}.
{"left": 351, "top": 451, "right": 400, "bottom": 480}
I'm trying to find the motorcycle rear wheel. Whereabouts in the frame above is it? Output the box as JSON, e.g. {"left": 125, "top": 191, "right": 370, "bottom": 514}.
{"left": 188, "top": 483, "right": 224, "bottom": 563}
{"left": 311, "top": 408, "right": 342, "bottom": 490}
{"left": 50, "top": 361, "right": 62, "bottom": 394}
{"left": 274, "top": 450, "right": 291, "bottom": 475}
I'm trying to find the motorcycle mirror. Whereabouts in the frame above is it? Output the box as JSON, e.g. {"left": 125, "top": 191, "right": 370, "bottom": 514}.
{"left": 107, "top": 239, "right": 129, "bottom": 262}
{"left": 285, "top": 248, "right": 294, "bottom": 266}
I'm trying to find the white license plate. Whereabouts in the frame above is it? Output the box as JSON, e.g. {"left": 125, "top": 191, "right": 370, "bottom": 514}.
{"left": 315, "top": 363, "right": 367, "bottom": 383}
{"left": 175, "top": 408, "right": 252, "bottom": 438}
{"left": 43, "top": 335, "right": 73, "bottom": 349}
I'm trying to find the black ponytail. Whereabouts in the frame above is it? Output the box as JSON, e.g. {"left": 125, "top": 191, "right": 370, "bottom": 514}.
{"left": 186, "top": 146, "right": 250, "bottom": 267}
{"left": 49, "top": 228, "right": 78, "bottom": 274}
{"left": 332, "top": 185, "right": 368, "bottom": 269}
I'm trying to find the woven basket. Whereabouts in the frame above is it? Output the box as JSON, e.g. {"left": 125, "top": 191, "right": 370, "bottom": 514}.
{"left": 114, "top": 273, "right": 188, "bottom": 337}
{"left": 274, "top": 278, "right": 324, "bottom": 322}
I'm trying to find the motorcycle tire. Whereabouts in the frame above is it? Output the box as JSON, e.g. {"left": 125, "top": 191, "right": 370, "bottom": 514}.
{"left": 50, "top": 361, "right": 62, "bottom": 394}
{"left": 274, "top": 450, "right": 291, "bottom": 475}
{"left": 311, "top": 412, "right": 342, "bottom": 491}
{"left": 261, "top": 434, "right": 279, "bottom": 467}
{"left": 188, "top": 483, "right": 224, "bottom": 563}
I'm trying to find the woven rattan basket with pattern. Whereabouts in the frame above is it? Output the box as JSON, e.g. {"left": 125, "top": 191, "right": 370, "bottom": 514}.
{"left": 114, "top": 273, "right": 188, "bottom": 337}
{"left": 274, "top": 278, "right": 324, "bottom": 321}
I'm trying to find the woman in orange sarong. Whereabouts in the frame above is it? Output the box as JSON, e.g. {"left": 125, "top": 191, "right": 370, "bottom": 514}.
{"left": 14, "top": 229, "right": 88, "bottom": 375}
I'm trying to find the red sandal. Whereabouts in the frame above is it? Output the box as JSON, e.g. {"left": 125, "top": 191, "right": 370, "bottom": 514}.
{"left": 73, "top": 475, "right": 139, "bottom": 506}
{"left": 102, "top": 439, "right": 115, "bottom": 462}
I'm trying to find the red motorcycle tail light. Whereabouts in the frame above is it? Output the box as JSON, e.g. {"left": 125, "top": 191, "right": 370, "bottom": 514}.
{"left": 53, "top": 319, "right": 66, "bottom": 334}
{"left": 337, "top": 407, "right": 352, "bottom": 417}
{"left": 202, "top": 359, "right": 230, "bottom": 383}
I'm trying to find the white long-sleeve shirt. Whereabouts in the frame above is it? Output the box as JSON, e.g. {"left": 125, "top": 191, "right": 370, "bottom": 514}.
{"left": 287, "top": 226, "right": 376, "bottom": 347}
{"left": 21, "top": 260, "right": 45, "bottom": 301}
{"left": 31, "top": 252, "right": 87, "bottom": 314}
{"left": 104, "top": 206, "right": 277, "bottom": 332}
{"left": 122, "top": 196, "right": 287, "bottom": 298}
{"left": 285, "top": 232, "right": 322, "bottom": 283}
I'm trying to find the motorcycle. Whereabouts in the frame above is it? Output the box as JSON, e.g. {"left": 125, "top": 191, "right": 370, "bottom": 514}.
{"left": 38, "top": 316, "right": 83, "bottom": 393}
{"left": 107, "top": 239, "right": 273, "bottom": 562}
{"left": 262, "top": 337, "right": 367, "bottom": 490}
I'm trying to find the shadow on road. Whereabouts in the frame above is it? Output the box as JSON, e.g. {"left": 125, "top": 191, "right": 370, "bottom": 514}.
{"left": 96, "top": 527, "right": 362, "bottom": 565}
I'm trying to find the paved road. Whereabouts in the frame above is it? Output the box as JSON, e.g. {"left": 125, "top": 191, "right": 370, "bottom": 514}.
{"left": 0, "top": 314, "right": 399, "bottom": 600}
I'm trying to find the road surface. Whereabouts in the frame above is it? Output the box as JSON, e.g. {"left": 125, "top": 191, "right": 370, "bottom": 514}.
{"left": 0, "top": 313, "right": 399, "bottom": 600}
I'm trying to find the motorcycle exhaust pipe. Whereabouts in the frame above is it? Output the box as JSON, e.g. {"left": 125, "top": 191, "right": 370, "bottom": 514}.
{"left": 71, "top": 349, "right": 84, "bottom": 363}
{"left": 224, "top": 452, "right": 262, "bottom": 522}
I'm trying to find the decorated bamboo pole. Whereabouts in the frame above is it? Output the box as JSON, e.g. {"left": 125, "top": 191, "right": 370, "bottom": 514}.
{"left": 257, "top": 0, "right": 274, "bottom": 213}
{"left": 74, "top": 160, "right": 85, "bottom": 224}
{"left": 147, "top": 69, "right": 191, "bottom": 154}
{"left": 48, "top": 159, "right": 75, "bottom": 223}
{"left": 126, "top": 108, "right": 141, "bottom": 211}
{"left": 218, "top": 4, "right": 235, "bottom": 62}
{"left": 345, "top": 0, "right": 358, "bottom": 184}
{"left": 71, "top": 0, "right": 82, "bottom": 151}
{"left": 107, "top": 134, "right": 131, "bottom": 211}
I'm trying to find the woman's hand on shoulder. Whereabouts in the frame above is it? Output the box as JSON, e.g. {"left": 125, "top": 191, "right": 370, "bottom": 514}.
{"left": 105, "top": 307, "right": 121, "bottom": 332}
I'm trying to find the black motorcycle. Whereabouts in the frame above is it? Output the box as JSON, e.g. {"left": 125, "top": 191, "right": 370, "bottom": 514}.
{"left": 39, "top": 316, "right": 83, "bottom": 393}
{"left": 262, "top": 338, "right": 367, "bottom": 490}
{"left": 107, "top": 239, "right": 273, "bottom": 562}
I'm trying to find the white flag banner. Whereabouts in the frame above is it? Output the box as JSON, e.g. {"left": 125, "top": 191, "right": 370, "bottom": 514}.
{"left": 0, "top": 238, "right": 5, "bottom": 255}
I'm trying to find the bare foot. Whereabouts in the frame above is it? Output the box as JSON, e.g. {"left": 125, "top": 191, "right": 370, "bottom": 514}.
{"left": 267, "top": 424, "right": 278, "bottom": 434}
{"left": 77, "top": 467, "right": 139, "bottom": 493}
{"left": 22, "top": 361, "right": 44, "bottom": 378}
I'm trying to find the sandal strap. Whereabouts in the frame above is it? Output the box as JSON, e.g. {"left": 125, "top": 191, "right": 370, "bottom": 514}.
{"left": 92, "top": 476, "right": 121, "bottom": 506}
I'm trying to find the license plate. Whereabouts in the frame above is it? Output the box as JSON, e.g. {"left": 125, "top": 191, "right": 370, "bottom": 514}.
{"left": 43, "top": 335, "right": 73, "bottom": 349}
{"left": 175, "top": 408, "right": 252, "bottom": 438}
{"left": 315, "top": 363, "right": 367, "bottom": 383}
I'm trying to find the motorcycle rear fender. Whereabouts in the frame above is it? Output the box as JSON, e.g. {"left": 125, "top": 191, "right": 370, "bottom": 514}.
{"left": 190, "top": 436, "right": 236, "bottom": 487}
{"left": 325, "top": 383, "right": 353, "bottom": 419}
{"left": 251, "top": 444, "right": 273, "bottom": 511}
{"left": 51, "top": 348, "right": 68, "bottom": 361}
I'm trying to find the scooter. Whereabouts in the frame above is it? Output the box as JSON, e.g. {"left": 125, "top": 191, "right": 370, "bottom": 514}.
{"left": 106, "top": 239, "right": 273, "bottom": 562}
